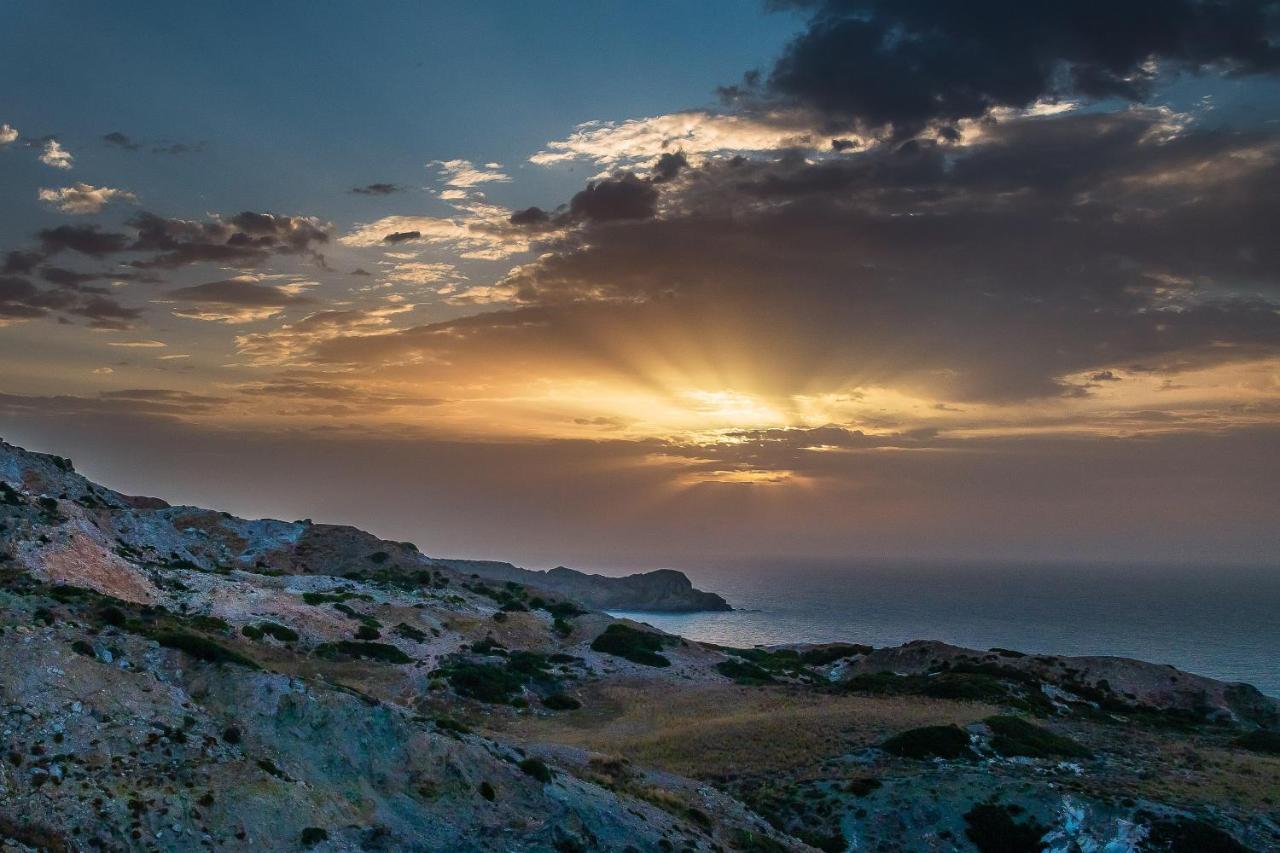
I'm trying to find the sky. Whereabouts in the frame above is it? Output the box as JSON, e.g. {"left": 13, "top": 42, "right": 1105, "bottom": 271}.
{"left": 2, "top": 1, "right": 1279, "bottom": 570}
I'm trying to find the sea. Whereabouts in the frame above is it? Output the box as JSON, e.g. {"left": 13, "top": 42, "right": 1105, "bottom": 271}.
{"left": 608, "top": 559, "right": 1280, "bottom": 697}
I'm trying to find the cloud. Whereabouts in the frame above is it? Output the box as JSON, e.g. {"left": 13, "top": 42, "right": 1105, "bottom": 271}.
{"left": 0, "top": 274, "right": 142, "bottom": 329}
{"left": 102, "top": 131, "right": 140, "bottom": 151}
{"left": 167, "top": 275, "right": 317, "bottom": 324}
{"left": 339, "top": 213, "right": 532, "bottom": 260}
{"left": 567, "top": 172, "right": 659, "bottom": 222}
{"left": 306, "top": 109, "right": 1280, "bottom": 410}
{"left": 530, "top": 109, "right": 839, "bottom": 169}
{"left": 39, "top": 225, "right": 131, "bottom": 257}
{"left": 39, "top": 139, "right": 73, "bottom": 169}
{"left": 431, "top": 159, "right": 510, "bottom": 188}
{"left": 382, "top": 230, "right": 421, "bottom": 243}
{"left": 38, "top": 183, "right": 138, "bottom": 214}
{"left": 108, "top": 339, "right": 167, "bottom": 348}
{"left": 0, "top": 124, "right": 16, "bottom": 145}
{"left": 352, "top": 183, "right": 401, "bottom": 195}
{"left": 103, "top": 131, "right": 203, "bottom": 155}
{"left": 756, "top": 0, "right": 1280, "bottom": 138}
{"left": 126, "top": 210, "right": 330, "bottom": 269}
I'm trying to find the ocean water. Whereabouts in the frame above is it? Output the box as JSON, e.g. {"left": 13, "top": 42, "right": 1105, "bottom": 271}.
{"left": 608, "top": 560, "right": 1280, "bottom": 697}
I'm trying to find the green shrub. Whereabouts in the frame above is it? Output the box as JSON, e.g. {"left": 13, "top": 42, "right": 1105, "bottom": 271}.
{"left": 478, "top": 781, "right": 496, "bottom": 801}
{"left": 186, "top": 615, "right": 230, "bottom": 633}
{"left": 241, "top": 625, "right": 264, "bottom": 640}
{"left": 985, "top": 716, "right": 1091, "bottom": 759}
{"left": 70, "top": 639, "right": 94, "bottom": 657}
{"left": 1233, "top": 730, "right": 1280, "bottom": 755}
{"left": 590, "top": 624, "right": 671, "bottom": 667}
{"left": 433, "top": 717, "right": 471, "bottom": 735}
{"left": 300, "top": 826, "right": 329, "bottom": 847}
{"left": 313, "top": 641, "right": 411, "bottom": 664}
{"left": 518, "top": 757, "right": 552, "bottom": 783}
{"left": 259, "top": 622, "right": 299, "bottom": 642}
{"left": 799, "top": 644, "right": 872, "bottom": 665}
{"left": 1141, "top": 815, "right": 1249, "bottom": 852}
{"left": 543, "top": 693, "right": 582, "bottom": 711}
{"left": 152, "top": 631, "right": 259, "bottom": 669}
{"left": 963, "top": 803, "right": 1047, "bottom": 853}
{"left": 354, "top": 624, "right": 381, "bottom": 640}
{"left": 506, "top": 650, "right": 552, "bottom": 676}
{"left": 444, "top": 663, "right": 526, "bottom": 702}
{"left": 98, "top": 605, "right": 126, "bottom": 627}
{"left": 716, "top": 659, "right": 776, "bottom": 684}
{"left": 881, "top": 725, "right": 975, "bottom": 760}
{"left": 393, "top": 622, "right": 428, "bottom": 642}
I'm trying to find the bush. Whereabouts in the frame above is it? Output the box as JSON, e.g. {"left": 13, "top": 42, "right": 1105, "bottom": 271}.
{"left": 716, "top": 659, "right": 776, "bottom": 684}
{"left": 881, "top": 725, "right": 975, "bottom": 760}
{"left": 799, "top": 644, "right": 872, "bottom": 666}
{"left": 444, "top": 663, "right": 526, "bottom": 702}
{"left": 543, "top": 693, "right": 582, "bottom": 711}
{"left": 354, "top": 624, "right": 381, "bottom": 640}
{"left": 518, "top": 757, "right": 552, "bottom": 783}
{"left": 187, "top": 615, "right": 230, "bottom": 633}
{"left": 1141, "top": 815, "right": 1249, "bottom": 852}
{"left": 300, "top": 827, "right": 329, "bottom": 847}
{"left": 963, "top": 803, "right": 1047, "bottom": 853}
{"left": 1233, "top": 730, "right": 1280, "bottom": 755}
{"left": 393, "top": 622, "right": 428, "bottom": 642}
{"left": 70, "top": 639, "right": 94, "bottom": 657}
{"left": 478, "top": 781, "right": 496, "bottom": 801}
{"left": 241, "top": 625, "right": 264, "bottom": 640}
{"left": 152, "top": 631, "right": 259, "bottom": 669}
{"left": 590, "top": 624, "right": 671, "bottom": 667}
{"left": 313, "top": 641, "right": 411, "bottom": 664}
{"left": 259, "top": 622, "right": 299, "bottom": 642}
{"left": 985, "top": 715, "right": 1091, "bottom": 759}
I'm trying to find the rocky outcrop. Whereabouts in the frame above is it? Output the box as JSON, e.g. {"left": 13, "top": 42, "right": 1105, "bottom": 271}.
{"left": 434, "top": 559, "right": 732, "bottom": 612}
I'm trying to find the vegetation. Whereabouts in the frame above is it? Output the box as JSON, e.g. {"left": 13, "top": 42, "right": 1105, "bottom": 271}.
{"left": 151, "top": 630, "right": 259, "bottom": 669}
{"left": 300, "top": 827, "right": 329, "bottom": 847}
{"left": 258, "top": 622, "right": 299, "bottom": 642}
{"left": 881, "top": 725, "right": 975, "bottom": 760}
{"left": 393, "top": 622, "right": 428, "bottom": 642}
{"left": 1140, "top": 815, "right": 1249, "bottom": 852}
{"left": 1232, "top": 729, "right": 1280, "bottom": 755}
{"left": 591, "top": 624, "right": 672, "bottom": 667}
{"left": 543, "top": 692, "right": 582, "bottom": 711}
{"left": 442, "top": 662, "right": 528, "bottom": 703}
{"left": 716, "top": 659, "right": 776, "bottom": 684}
{"left": 984, "top": 715, "right": 1091, "bottom": 759}
{"left": 962, "top": 803, "right": 1048, "bottom": 853}
{"left": 518, "top": 757, "right": 552, "bottom": 783}
{"left": 313, "top": 640, "right": 412, "bottom": 664}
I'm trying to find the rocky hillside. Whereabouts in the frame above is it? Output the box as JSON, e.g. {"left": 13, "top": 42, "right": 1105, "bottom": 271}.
{"left": 434, "top": 559, "right": 732, "bottom": 612}
{"left": 1, "top": 437, "right": 1277, "bottom": 852}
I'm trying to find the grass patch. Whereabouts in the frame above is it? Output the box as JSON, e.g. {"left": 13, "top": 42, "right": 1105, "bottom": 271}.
{"left": 985, "top": 715, "right": 1091, "bottom": 759}
{"left": 881, "top": 724, "right": 975, "bottom": 760}
{"left": 591, "top": 624, "right": 671, "bottom": 667}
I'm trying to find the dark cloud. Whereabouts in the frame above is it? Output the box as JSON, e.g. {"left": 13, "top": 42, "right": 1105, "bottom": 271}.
{"left": 126, "top": 211, "right": 330, "bottom": 269}
{"left": 2, "top": 251, "right": 44, "bottom": 275}
{"left": 652, "top": 151, "right": 689, "bottom": 182}
{"left": 509, "top": 206, "right": 551, "bottom": 226}
{"left": 0, "top": 274, "right": 140, "bottom": 329}
{"left": 38, "top": 225, "right": 131, "bottom": 258}
{"left": 169, "top": 278, "right": 315, "bottom": 307}
{"left": 351, "top": 183, "right": 401, "bottom": 195}
{"left": 760, "top": 0, "right": 1280, "bottom": 136}
{"left": 103, "top": 131, "right": 203, "bottom": 155}
{"left": 382, "top": 230, "right": 422, "bottom": 243}
{"left": 102, "top": 131, "right": 140, "bottom": 151}
{"left": 567, "top": 172, "right": 659, "bottom": 221}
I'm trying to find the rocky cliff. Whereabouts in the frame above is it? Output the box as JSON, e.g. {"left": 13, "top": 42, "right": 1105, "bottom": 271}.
{"left": 433, "top": 559, "right": 732, "bottom": 612}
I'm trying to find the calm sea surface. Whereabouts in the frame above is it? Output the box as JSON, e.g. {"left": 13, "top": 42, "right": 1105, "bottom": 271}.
{"left": 608, "top": 560, "right": 1280, "bottom": 697}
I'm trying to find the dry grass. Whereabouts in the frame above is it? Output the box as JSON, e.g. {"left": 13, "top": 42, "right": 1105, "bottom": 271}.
{"left": 495, "top": 679, "right": 995, "bottom": 778}
{"left": 1126, "top": 743, "right": 1280, "bottom": 812}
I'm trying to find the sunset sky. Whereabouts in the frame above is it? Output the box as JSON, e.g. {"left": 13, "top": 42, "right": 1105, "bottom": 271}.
{"left": 2, "top": 1, "right": 1279, "bottom": 568}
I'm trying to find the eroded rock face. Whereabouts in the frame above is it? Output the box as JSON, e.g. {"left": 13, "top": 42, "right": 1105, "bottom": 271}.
{"left": 436, "top": 560, "right": 733, "bottom": 612}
